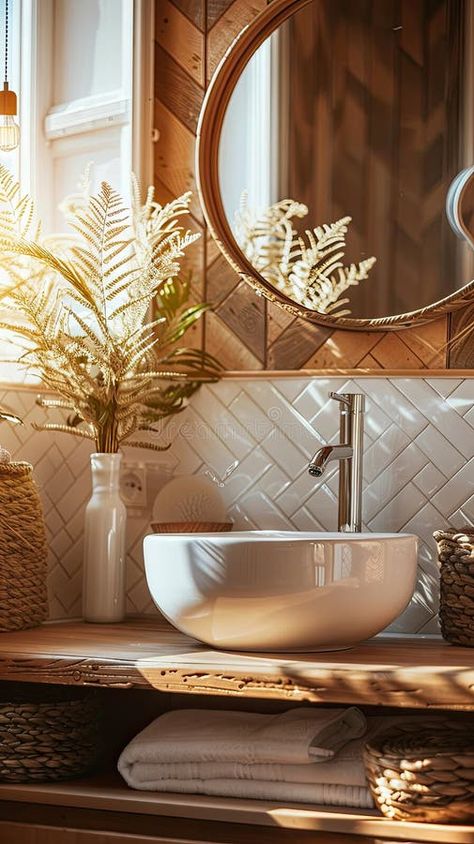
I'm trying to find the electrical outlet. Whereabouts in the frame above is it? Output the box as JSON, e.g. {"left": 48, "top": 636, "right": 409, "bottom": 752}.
{"left": 120, "top": 462, "right": 147, "bottom": 509}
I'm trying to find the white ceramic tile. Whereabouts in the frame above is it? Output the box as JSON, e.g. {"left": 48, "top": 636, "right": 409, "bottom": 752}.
{"left": 463, "top": 405, "right": 474, "bottom": 429}
{"left": 387, "top": 597, "right": 434, "bottom": 633}
{"left": 368, "top": 483, "right": 426, "bottom": 533}
{"left": 228, "top": 392, "right": 274, "bottom": 443}
{"left": 413, "top": 568, "right": 440, "bottom": 614}
{"left": 449, "top": 493, "right": 474, "bottom": 527}
{"left": 190, "top": 387, "right": 255, "bottom": 460}
{"left": 414, "top": 426, "right": 465, "bottom": 477}
{"left": 257, "top": 464, "right": 291, "bottom": 500}
{"left": 227, "top": 502, "right": 258, "bottom": 530}
{"left": 291, "top": 505, "right": 324, "bottom": 531}
{"left": 3, "top": 377, "right": 474, "bottom": 633}
{"left": 412, "top": 464, "right": 447, "bottom": 497}
{"left": 260, "top": 427, "right": 308, "bottom": 475}
{"left": 402, "top": 502, "right": 447, "bottom": 553}
{"left": 356, "top": 379, "right": 428, "bottom": 437}
{"left": 417, "top": 616, "right": 441, "bottom": 634}
{"left": 234, "top": 489, "right": 294, "bottom": 530}
{"left": 363, "top": 443, "right": 428, "bottom": 522}
{"left": 426, "top": 378, "right": 463, "bottom": 399}
{"left": 275, "top": 465, "right": 337, "bottom": 518}
{"left": 363, "top": 424, "right": 411, "bottom": 484}
{"left": 249, "top": 381, "right": 322, "bottom": 458}
{"left": 309, "top": 406, "right": 340, "bottom": 444}
{"left": 208, "top": 380, "right": 242, "bottom": 405}
{"left": 271, "top": 378, "right": 314, "bottom": 404}
{"left": 220, "top": 449, "right": 272, "bottom": 504}
{"left": 163, "top": 434, "right": 203, "bottom": 476}
{"left": 394, "top": 379, "right": 474, "bottom": 458}
{"left": 304, "top": 484, "right": 340, "bottom": 531}
{"left": 175, "top": 406, "right": 237, "bottom": 478}
{"left": 431, "top": 459, "right": 474, "bottom": 517}
{"left": 444, "top": 380, "right": 474, "bottom": 416}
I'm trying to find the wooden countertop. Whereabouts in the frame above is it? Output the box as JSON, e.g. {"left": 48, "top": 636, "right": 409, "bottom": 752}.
{"left": 0, "top": 617, "right": 473, "bottom": 709}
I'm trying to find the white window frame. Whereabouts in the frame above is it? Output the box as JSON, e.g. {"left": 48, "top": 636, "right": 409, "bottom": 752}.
{"left": 0, "top": 0, "right": 155, "bottom": 384}
{"left": 19, "top": 0, "right": 154, "bottom": 224}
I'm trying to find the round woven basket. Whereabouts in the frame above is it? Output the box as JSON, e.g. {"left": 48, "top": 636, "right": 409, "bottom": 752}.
{"left": 0, "top": 683, "right": 103, "bottom": 782}
{"left": 364, "top": 721, "right": 474, "bottom": 823}
{"left": 434, "top": 526, "right": 474, "bottom": 646}
{"left": 0, "top": 461, "right": 48, "bottom": 631}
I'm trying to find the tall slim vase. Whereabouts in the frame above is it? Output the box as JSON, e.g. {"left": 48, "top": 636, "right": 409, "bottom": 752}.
{"left": 83, "top": 453, "right": 126, "bottom": 623}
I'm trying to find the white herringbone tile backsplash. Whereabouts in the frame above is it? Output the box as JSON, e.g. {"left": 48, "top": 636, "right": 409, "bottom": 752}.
{"left": 1, "top": 377, "right": 473, "bottom": 633}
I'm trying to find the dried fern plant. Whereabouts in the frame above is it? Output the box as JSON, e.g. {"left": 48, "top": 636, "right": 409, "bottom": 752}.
{"left": 0, "top": 408, "right": 21, "bottom": 425}
{"left": 235, "top": 194, "right": 376, "bottom": 316}
{"left": 0, "top": 166, "right": 220, "bottom": 453}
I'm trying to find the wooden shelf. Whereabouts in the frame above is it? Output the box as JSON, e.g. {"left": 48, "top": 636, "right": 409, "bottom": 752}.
{"left": 0, "top": 618, "right": 472, "bottom": 709}
{"left": 0, "top": 771, "right": 473, "bottom": 844}
{"left": 0, "top": 620, "right": 473, "bottom": 842}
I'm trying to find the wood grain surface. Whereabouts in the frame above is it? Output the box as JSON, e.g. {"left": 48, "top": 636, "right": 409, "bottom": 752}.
{"left": 154, "top": 0, "right": 474, "bottom": 369}
{"left": 0, "top": 618, "right": 472, "bottom": 709}
{"left": 1, "top": 773, "right": 474, "bottom": 843}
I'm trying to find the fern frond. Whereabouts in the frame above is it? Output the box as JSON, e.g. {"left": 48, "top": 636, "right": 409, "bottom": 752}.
{"left": 235, "top": 194, "right": 376, "bottom": 315}
{"left": 123, "top": 439, "right": 171, "bottom": 452}
{"left": 0, "top": 168, "right": 217, "bottom": 452}
{"left": 31, "top": 422, "right": 96, "bottom": 440}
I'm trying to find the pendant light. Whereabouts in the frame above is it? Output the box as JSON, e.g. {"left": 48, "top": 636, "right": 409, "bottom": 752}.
{"left": 0, "top": 0, "right": 19, "bottom": 152}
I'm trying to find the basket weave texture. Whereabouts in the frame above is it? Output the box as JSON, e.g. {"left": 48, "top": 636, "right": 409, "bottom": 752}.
{"left": 0, "top": 683, "right": 103, "bottom": 782}
{"left": 0, "top": 461, "right": 48, "bottom": 631}
{"left": 364, "top": 721, "right": 474, "bottom": 823}
{"left": 434, "top": 526, "right": 474, "bottom": 646}
{"left": 151, "top": 521, "right": 233, "bottom": 533}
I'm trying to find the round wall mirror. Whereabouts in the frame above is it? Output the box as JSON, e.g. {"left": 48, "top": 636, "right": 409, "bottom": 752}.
{"left": 197, "top": 0, "right": 474, "bottom": 329}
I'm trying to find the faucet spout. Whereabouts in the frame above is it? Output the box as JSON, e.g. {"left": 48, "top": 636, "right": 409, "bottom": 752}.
{"left": 308, "top": 444, "right": 353, "bottom": 477}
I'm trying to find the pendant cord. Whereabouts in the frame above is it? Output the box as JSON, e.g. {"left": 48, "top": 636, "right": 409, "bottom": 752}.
{"left": 4, "top": 0, "right": 8, "bottom": 84}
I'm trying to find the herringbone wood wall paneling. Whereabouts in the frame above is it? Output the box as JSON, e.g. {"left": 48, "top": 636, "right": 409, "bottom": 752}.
{"left": 154, "top": 0, "right": 473, "bottom": 369}
{"left": 285, "top": 0, "right": 462, "bottom": 321}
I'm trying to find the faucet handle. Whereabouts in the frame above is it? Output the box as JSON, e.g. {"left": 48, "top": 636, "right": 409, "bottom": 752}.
{"left": 329, "top": 391, "right": 352, "bottom": 406}
{"left": 329, "top": 392, "right": 365, "bottom": 412}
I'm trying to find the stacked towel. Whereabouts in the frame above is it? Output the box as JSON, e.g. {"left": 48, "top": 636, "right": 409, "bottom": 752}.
{"left": 118, "top": 707, "right": 373, "bottom": 808}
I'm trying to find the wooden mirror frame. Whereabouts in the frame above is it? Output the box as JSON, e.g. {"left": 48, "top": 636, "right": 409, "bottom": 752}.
{"left": 197, "top": 0, "right": 474, "bottom": 331}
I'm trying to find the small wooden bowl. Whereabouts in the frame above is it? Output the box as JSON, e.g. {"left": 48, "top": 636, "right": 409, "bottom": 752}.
{"left": 150, "top": 521, "right": 233, "bottom": 533}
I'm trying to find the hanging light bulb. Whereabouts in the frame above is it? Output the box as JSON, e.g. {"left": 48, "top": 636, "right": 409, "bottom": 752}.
{"left": 0, "top": 0, "right": 19, "bottom": 152}
{"left": 0, "top": 86, "right": 19, "bottom": 151}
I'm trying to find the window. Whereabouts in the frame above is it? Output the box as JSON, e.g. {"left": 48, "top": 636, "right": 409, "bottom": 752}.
{"left": 0, "top": 0, "right": 154, "bottom": 380}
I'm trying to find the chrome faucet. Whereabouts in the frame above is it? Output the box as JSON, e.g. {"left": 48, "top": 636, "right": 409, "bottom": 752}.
{"left": 308, "top": 392, "right": 365, "bottom": 533}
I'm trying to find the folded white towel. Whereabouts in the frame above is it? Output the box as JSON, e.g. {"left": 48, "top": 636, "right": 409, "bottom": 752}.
{"left": 118, "top": 706, "right": 366, "bottom": 771}
{"left": 129, "top": 776, "right": 373, "bottom": 809}
{"left": 121, "top": 734, "right": 368, "bottom": 789}
{"left": 118, "top": 706, "right": 369, "bottom": 807}
{"left": 117, "top": 710, "right": 409, "bottom": 809}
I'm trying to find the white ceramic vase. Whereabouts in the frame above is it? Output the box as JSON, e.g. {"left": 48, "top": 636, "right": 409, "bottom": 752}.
{"left": 83, "top": 453, "right": 126, "bottom": 623}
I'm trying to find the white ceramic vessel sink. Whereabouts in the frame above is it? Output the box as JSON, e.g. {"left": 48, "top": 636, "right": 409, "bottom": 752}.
{"left": 143, "top": 531, "right": 418, "bottom": 652}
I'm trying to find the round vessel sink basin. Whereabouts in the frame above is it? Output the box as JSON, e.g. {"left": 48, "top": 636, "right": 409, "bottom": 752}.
{"left": 143, "top": 531, "right": 418, "bottom": 652}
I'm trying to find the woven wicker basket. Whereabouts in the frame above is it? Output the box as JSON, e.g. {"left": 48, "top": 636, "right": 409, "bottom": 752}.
{"left": 0, "top": 461, "right": 48, "bottom": 631}
{"left": 434, "top": 526, "right": 474, "bottom": 646}
{"left": 0, "top": 683, "right": 103, "bottom": 782}
{"left": 364, "top": 721, "right": 474, "bottom": 823}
